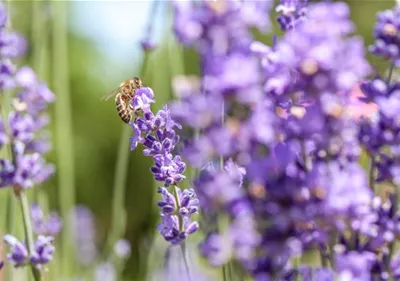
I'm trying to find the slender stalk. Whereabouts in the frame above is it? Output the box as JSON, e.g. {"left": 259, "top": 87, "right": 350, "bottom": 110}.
{"left": 387, "top": 63, "right": 395, "bottom": 85}
{"left": 368, "top": 155, "right": 375, "bottom": 192}
{"left": 218, "top": 101, "right": 231, "bottom": 281}
{"left": 106, "top": 124, "right": 131, "bottom": 253}
{"left": 18, "top": 190, "right": 42, "bottom": 281}
{"left": 172, "top": 185, "right": 183, "bottom": 231}
{"left": 387, "top": 183, "right": 398, "bottom": 271}
{"left": 105, "top": 53, "right": 150, "bottom": 255}
{"left": 301, "top": 141, "right": 311, "bottom": 171}
{"left": 51, "top": 0, "right": 76, "bottom": 276}
{"left": 32, "top": 0, "right": 47, "bottom": 79}
{"left": 173, "top": 185, "right": 192, "bottom": 281}
{"left": 180, "top": 242, "right": 192, "bottom": 281}
{"left": 319, "top": 248, "right": 327, "bottom": 267}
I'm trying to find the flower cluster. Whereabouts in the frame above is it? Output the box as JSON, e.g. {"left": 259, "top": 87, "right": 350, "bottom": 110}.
{"left": 0, "top": 1, "right": 57, "bottom": 274}
{"left": 167, "top": 0, "right": 400, "bottom": 280}
{"left": 369, "top": 5, "right": 400, "bottom": 66}
{"left": 0, "top": 55, "right": 55, "bottom": 190}
{"left": 4, "top": 232, "right": 55, "bottom": 268}
{"left": 31, "top": 203, "right": 62, "bottom": 236}
{"left": 129, "top": 87, "right": 199, "bottom": 244}
{"left": 276, "top": 0, "right": 308, "bottom": 31}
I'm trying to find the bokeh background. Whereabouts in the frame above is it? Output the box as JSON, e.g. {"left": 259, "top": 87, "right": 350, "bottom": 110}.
{"left": 2, "top": 0, "right": 397, "bottom": 280}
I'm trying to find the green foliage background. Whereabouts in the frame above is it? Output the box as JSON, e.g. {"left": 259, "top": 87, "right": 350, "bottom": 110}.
{"left": 2, "top": 0, "right": 397, "bottom": 280}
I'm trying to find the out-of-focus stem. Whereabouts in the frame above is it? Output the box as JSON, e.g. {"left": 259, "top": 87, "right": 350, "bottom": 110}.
{"left": 106, "top": 52, "right": 150, "bottom": 255}
{"left": 387, "top": 183, "right": 398, "bottom": 271}
{"left": 0, "top": 92, "right": 14, "bottom": 280}
{"left": 32, "top": 0, "right": 47, "bottom": 79}
{"left": 52, "top": 0, "right": 76, "bottom": 276}
{"left": 368, "top": 155, "right": 375, "bottom": 192}
{"left": 17, "top": 190, "right": 42, "bottom": 281}
{"left": 180, "top": 242, "right": 192, "bottom": 281}
{"left": 387, "top": 63, "right": 395, "bottom": 84}
{"left": 172, "top": 185, "right": 183, "bottom": 231}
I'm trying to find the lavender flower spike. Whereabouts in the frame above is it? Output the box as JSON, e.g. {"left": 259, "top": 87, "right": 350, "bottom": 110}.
{"left": 129, "top": 85, "right": 199, "bottom": 244}
{"left": 3, "top": 234, "right": 28, "bottom": 267}
{"left": 369, "top": 5, "right": 400, "bottom": 66}
{"left": 157, "top": 186, "right": 199, "bottom": 244}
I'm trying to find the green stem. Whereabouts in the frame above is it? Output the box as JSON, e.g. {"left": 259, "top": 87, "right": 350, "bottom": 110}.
{"left": 32, "top": 0, "right": 47, "bottom": 79}
{"left": 387, "top": 63, "right": 395, "bottom": 85}
{"left": 387, "top": 183, "right": 398, "bottom": 272}
{"left": 52, "top": 0, "right": 76, "bottom": 276}
{"left": 180, "top": 242, "right": 192, "bottom": 281}
{"left": 219, "top": 101, "right": 231, "bottom": 281}
{"left": 18, "top": 190, "right": 42, "bottom": 281}
{"left": 105, "top": 53, "right": 151, "bottom": 256}
{"left": 106, "top": 125, "right": 130, "bottom": 252}
{"left": 172, "top": 185, "right": 182, "bottom": 231}
{"left": 369, "top": 155, "right": 375, "bottom": 192}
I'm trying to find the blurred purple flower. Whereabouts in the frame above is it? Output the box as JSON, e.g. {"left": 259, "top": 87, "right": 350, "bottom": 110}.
{"left": 264, "top": 2, "right": 370, "bottom": 99}
{"left": 71, "top": 205, "right": 98, "bottom": 266}
{"left": 276, "top": 0, "right": 308, "bottom": 31}
{"left": 114, "top": 239, "right": 131, "bottom": 259}
{"left": 3, "top": 234, "right": 28, "bottom": 267}
{"left": 0, "top": 142, "right": 54, "bottom": 189}
{"left": 30, "top": 235, "right": 55, "bottom": 267}
{"left": 335, "top": 250, "right": 376, "bottom": 281}
{"left": 94, "top": 262, "right": 116, "bottom": 281}
{"left": 3, "top": 234, "right": 55, "bottom": 268}
{"left": 31, "top": 204, "right": 62, "bottom": 236}
{"left": 369, "top": 5, "right": 400, "bottom": 66}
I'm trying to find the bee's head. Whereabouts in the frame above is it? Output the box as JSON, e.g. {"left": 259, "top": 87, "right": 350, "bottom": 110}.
{"left": 132, "top": 77, "right": 143, "bottom": 89}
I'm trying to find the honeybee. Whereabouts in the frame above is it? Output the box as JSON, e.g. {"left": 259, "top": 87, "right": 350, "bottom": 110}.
{"left": 102, "top": 77, "right": 143, "bottom": 123}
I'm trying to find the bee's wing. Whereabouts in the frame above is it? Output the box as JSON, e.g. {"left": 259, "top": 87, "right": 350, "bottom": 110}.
{"left": 101, "top": 87, "right": 120, "bottom": 101}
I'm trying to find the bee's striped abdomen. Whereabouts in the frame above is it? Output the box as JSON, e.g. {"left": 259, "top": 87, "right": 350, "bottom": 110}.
{"left": 115, "top": 93, "right": 131, "bottom": 123}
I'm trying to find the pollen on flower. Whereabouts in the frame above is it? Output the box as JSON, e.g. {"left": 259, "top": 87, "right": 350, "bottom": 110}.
{"left": 249, "top": 182, "right": 266, "bottom": 199}
{"left": 290, "top": 106, "right": 306, "bottom": 118}
{"left": 383, "top": 23, "right": 398, "bottom": 37}
{"left": 226, "top": 118, "right": 241, "bottom": 136}
{"left": 300, "top": 59, "right": 319, "bottom": 75}
{"left": 206, "top": 0, "right": 227, "bottom": 15}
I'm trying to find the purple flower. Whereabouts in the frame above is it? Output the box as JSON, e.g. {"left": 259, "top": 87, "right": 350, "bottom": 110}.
{"left": 309, "top": 162, "right": 372, "bottom": 222}
{"left": 114, "top": 239, "right": 131, "bottom": 259}
{"left": 170, "top": 93, "right": 223, "bottom": 130}
{"left": 0, "top": 60, "right": 15, "bottom": 90}
{"left": 0, "top": 2, "right": 8, "bottom": 28}
{"left": 369, "top": 5, "right": 400, "bottom": 66}
{"left": 0, "top": 142, "right": 54, "bottom": 189}
{"left": 30, "top": 235, "right": 55, "bottom": 267}
{"left": 3, "top": 234, "right": 28, "bottom": 267}
{"left": 70, "top": 205, "right": 98, "bottom": 266}
{"left": 3, "top": 233, "right": 55, "bottom": 268}
{"left": 264, "top": 2, "right": 370, "bottom": 100}
{"left": 31, "top": 204, "right": 62, "bottom": 236}
{"left": 131, "top": 87, "right": 155, "bottom": 112}
{"left": 157, "top": 186, "right": 199, "bottom": 244}
{"left": 140, "top": 38, "right": 156, "bottom": 51}
{"left": 0, "top": 30, "right": 27, "bottom": 59}
{"left": 391, "top": 253, "right": 400, "bottom": 279}
{"left": 94, "top": 262, "right": 116, "bottom": 281}
{"left": 335, "top": 250, "right": 376, "bottom": 281}
{"left": 276, "top": 0, "right": 308, "bottom": 31}
{"left": 130, "top": 97, "right": 186, "bottom": 187}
